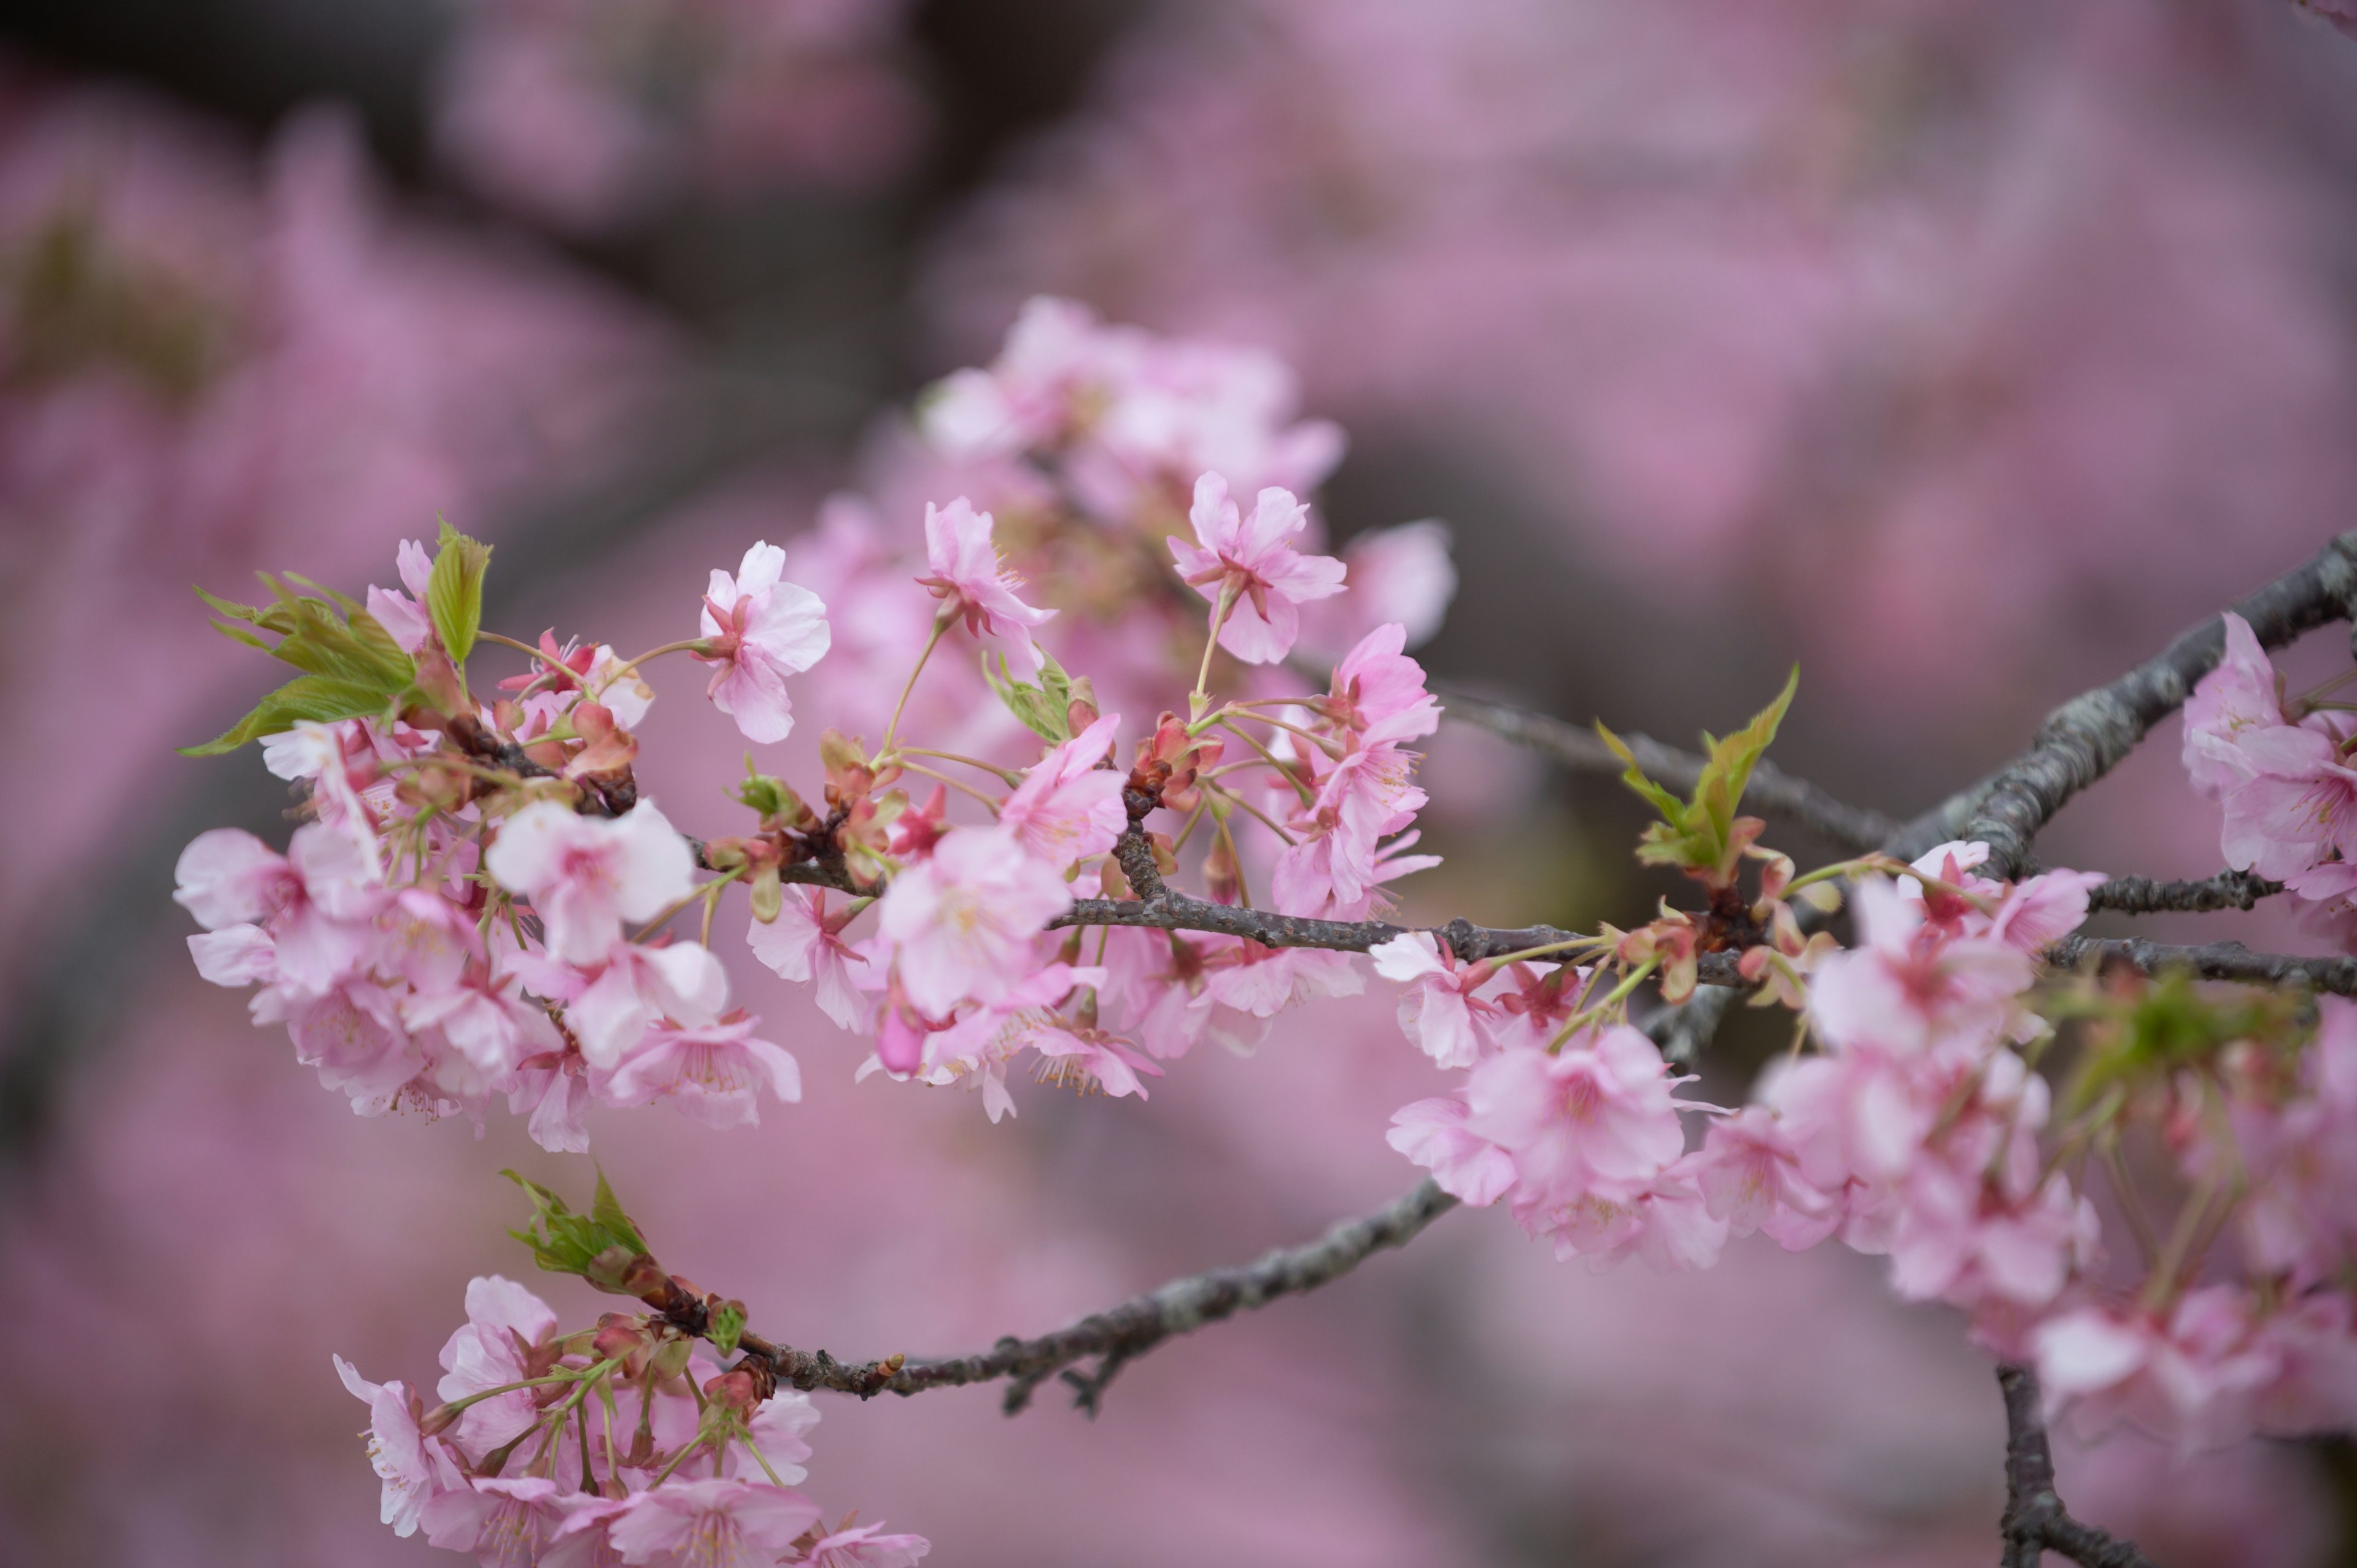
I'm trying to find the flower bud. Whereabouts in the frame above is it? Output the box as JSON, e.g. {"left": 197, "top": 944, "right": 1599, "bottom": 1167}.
{"left": 411, "top": 647, "right": 468, "bottom": 719}
{"left": 749, "top": 865, "right": 784, "bottom": 924}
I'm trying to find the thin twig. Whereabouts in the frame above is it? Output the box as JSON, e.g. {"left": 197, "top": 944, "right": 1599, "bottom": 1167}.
{"left": 1962, "top": 533, "right": 2357, "bottom": 881}
{"left": 1436, "top": 685, "right": 1900, "bottom": 852}
{"left": 716, "top": 1179, "right": 1460, "bottom": 1415}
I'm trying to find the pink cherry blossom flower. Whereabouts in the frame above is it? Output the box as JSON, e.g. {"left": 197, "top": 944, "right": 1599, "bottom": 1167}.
{"left": 365, "top": 537, "right": 436, "bottom": 654}
{"left": 1167, "top": 471, "right": 1344, "bottom": 665}
{"left": 916, "top": 496, "right": 1055, "bottom": 675}
{"left": 174, "top": 822, "right": 386, "bottom": 992}
{"left": 1688, "top": 1106, "right": 1841, "bottom": 1250}
{"left": 422, "top": 1475, "right": 573, "bottom": 1565}
{"left": 746, "top": 887, "right": 870, "bottom": 1029}
{"left": 334, "top": 1355, "right": 461, "bottom": 1539}
{"left": 506, "top": 1048, "right": 594, "bottom": 1154}
{"left": 803, "top": 1522, "right": 932, "bottom": 1568}
{"left": 568, "top": 941, "right": 730, "bottom": 1068}
{"left": 605, "top": 1478, "right": 822, "bottom": 1568}
{"left": 1368, "top": 931, "right": 1501, "bottom": 1069}
{"left": 697, "top": 541, "right": 832, "bottom": 744}
{"left": 1885, "top": 1152, "right": 2099, "bottom": 1314}
{"left": 1532, "top": 1165, "right": 1731, "bottom": 1274}
{"left": 435, "top": 1275, "right": 560, "bottom": 1452}
{"left": 1808, "top": 877, "right": 2034, "bottom": 1059}
{"left": 603, "top": 1011, "right": 802, "bottom": 1129}
{"left": 1387, "top": 1095, "right": 1517, "bottom": 1206}
{"left": 2218, "top": 724, "right": 2357, "bottom": 886}
{"left": 1322, "top": 622, "right": 1444, "bottom": 750}
{"left": 2183, "top": 611, "right": 2286, "bottom": 800}
{"left": 264, "top": 973, "right": 428, "bottom": 1114}
{"left": 999, "top": 714, "right": 1126, "bottom": 867}
{"left": 1463, "top": 1027, "right": 1695, "bottom": 1200}
{"left": 913, "top": 963, "right": 1159, "bottom": 1121}
{"left": 483, "top": 800, "right": 695, "bottom": 965}
{"left": 187, "top": 923, "right": 278, "bottom": 987}
{"left": 872, "top": 827, "right": 1072, "bottom": 1018}
{"left": 2032, "top": 1289, "right": 2283, "bottom": 1450}
{"left": 1194, "top": 941, "right": 1365, "bottom": 1024}
{"left": 1987, "top": 867, "right": 2108, "bottom": 953}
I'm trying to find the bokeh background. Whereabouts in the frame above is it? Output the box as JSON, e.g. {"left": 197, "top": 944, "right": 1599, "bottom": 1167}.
{"left": 6, "top": 1, "right": 2357, "bottom": 1562}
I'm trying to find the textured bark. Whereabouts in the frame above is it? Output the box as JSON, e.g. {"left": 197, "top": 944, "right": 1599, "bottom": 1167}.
{"left": 2047, "top": 933, "right": 2357, "bottom": 998}
{"left": 716, "top": 1179, "right": 1458, "bottom": 1415}
{"left": 1997, "top": 1365, "right": 2159, "bottom": 1568}
{"left": 1962, "top": 533, "right": 2357, "bottom": 879}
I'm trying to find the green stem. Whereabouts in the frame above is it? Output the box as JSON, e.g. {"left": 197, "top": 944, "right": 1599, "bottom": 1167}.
{"left": 881, "top": 615, "right": 953, "bottom": 758}
{"left": 1190, "top": 582, "right": 1240, "bottom": 720}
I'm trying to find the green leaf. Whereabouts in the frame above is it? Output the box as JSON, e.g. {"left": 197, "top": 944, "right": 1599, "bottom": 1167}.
{"left": 427, "top": 519, "right": 492, "bottom": 665}
{"left": 182, "top": 572, "right": 419, "bottom": 754}
{"left": 177, "top": 675, "right": 404, "bottom": 757}
{"left": 590, "top": 1167, "right": 648, "bottom": 1254}
{"left": 501, "top": 1168, "right": 649, "bottom": 1288}
{"left": 1600, "top": 667, "right": 1798, "bottom": 886}
{"left": 982, "top": 649, "right": 1074, "bottom": 744}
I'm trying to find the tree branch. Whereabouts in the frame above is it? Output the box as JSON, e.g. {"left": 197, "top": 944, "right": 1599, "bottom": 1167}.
{"left": 711, "top": 1178, "right": 1459, "bottom": 1416}
{"left": 1962, "top": 533, "right": 2357, "bottom": 881}
{"left": 1997, "top": 1364, "right": 2159, "bottom": 1568}
{"left": 2046, "top": 933, "right": 2357, "bottom": 998}
{"left": 1436, "top": 685, "right": 1901, "bottom": 852}
{"left": 2085, "top": 870, "right": 2282, "bottom": 916}
{"left": 1051, "top": 881, "right": 1750, "bottom": 988}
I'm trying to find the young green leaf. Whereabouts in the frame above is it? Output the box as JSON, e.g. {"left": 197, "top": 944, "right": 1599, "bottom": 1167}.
{"left": 180, "top": 573, "right": 420, "bottom": 755}
{"left": 1598, "top": 666, "right": 1799, "bottom": 886}
{"left": 982, "top": 648, "right": 1075, "bottom": 743}
{"left": 426, "top": 519, "right": 493, "bottom": 664}
{"left": 501, "top": 1168, "right": 650, "bottom": 1291}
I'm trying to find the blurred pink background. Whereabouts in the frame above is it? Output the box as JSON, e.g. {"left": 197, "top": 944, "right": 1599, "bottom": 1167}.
{"left": 4, "top": 1, "right": 2356, "bottom": 1561}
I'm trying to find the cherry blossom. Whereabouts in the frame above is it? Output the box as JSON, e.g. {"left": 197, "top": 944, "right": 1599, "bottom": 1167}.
{"left": 420, "top": 1477, "right": 574, "bottom": 1566}
{"left": 1368, "top": 932, "right": 1501, "bottom": 1069}
{"left": 803, "top": 1522, "right": 934, "bottom": 1568}
{"left": 1462, "top": 1027, "right": 1695, "bottom": 1200}
{"left": 436, "top": 1275, "right": 562, "bottom": 1452}
{"left": 697, "top": 541, "right": 832, "bottom": 744}
{"left": 998, "top": 714, "right": 1126, "bottom": 866}
{"left": 2183, "top": 612, "right": 2287, "bottom": 800}
{"left": 871, "top": 827, "right": 1072, "bottom": 1018}
{"left": 1167, "top": 472, "right": 1345, "bottom": 665}
{"left": 746, "top": 887, "right": 870, "bottom": 1029}
{"left": 335, "top": 1356, "right": 460, "bottom": 1539}
{"left": 1386, "top": 1096, "right": 1517, "bottom": 1206}
{"left": 916, "top": 497, "right": 1055, "bottom": 674}
{"left": 606, "top": 1478, "right": 823, "bottom": 1568}
{"left": 174, "top": 822, "right": 386, "bottom": 992}
{"left": 603, "top": 1011, "right": 803, "bottom": 1129}
{"left": 483, "top": 800, "right": 696, "bottom": 965}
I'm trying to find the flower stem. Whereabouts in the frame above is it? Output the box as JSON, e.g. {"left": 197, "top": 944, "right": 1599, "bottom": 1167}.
{"left": 1190, "top": 582, "right": 1240, "bottom": 721}
{"left": 882, "top": 615, "right": 953, "bottom": 759}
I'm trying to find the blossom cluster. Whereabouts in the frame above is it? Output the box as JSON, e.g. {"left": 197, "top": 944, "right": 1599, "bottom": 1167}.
{"left": 2185, "top": 611, "right": 2357, "bottom": 929}
{"left": 337, "top": 1270, "right": 925, "bottom": 1568}
{"left": 168, "top": 296, "right": 2357, "bottom": 1549}
{"left": 175, "top": 304, "right": 1458, "bottom": 1151}
{"left": 1386, "top": 830, "right": 2357, "bottom": 1452}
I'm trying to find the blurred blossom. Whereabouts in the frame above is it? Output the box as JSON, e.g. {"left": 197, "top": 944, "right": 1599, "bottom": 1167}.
{"left": 0, "top": 61, "right": 669, "bottom": 1011}
{"left": 432, "top": 0, "right": 926, "bottom": 231}
{"left": 929, "top": 0, "right": 2357, "bottom": 711}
